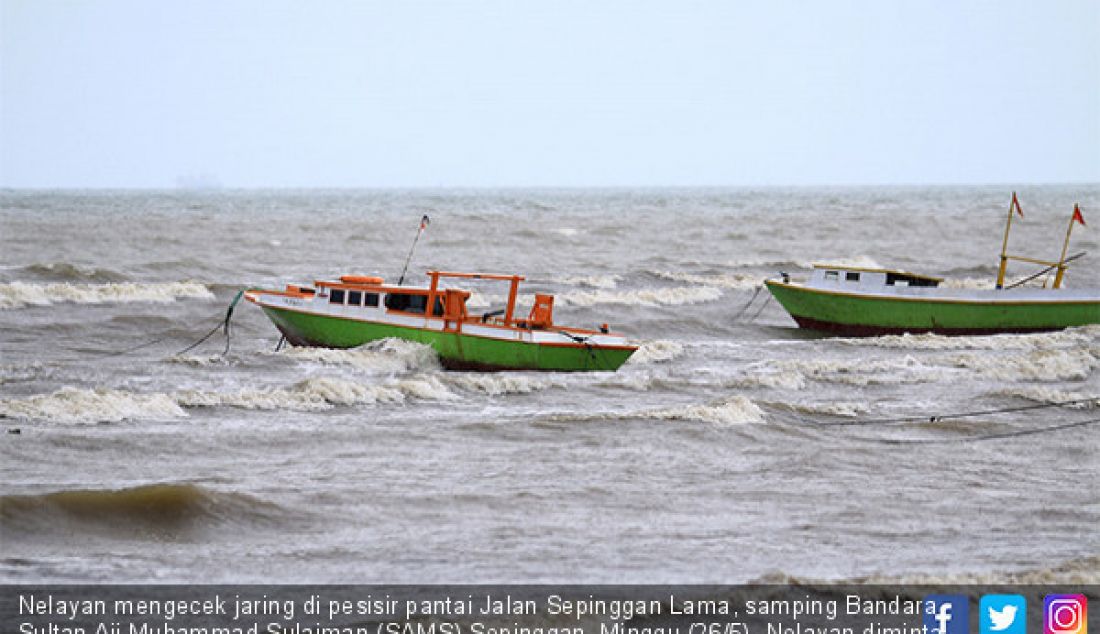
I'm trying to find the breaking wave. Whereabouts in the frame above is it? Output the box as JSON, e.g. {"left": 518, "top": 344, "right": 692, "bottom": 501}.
{"left": 444, "top": 372, "right": 567, "bottom": 395}
{"left": 0, "top": 483, "right": 286, "bottom": 539}
{"left": 626, "top": 340, "right": 684, "bottom": 365}
{"left": 0, "top": 281, "right": 213, "bottom": 309}
{"left": 649, "top": 270, "right": 764, "bottom": 290}
{"left": 0, "top": 387, "right": 188, "bottom": 424}
{"left": 994, "top": 386, "right": 1099, "bottom": 408}
{"left": 0, "top": 375, "right": 462, "bottom": 423}
{"left": 177, "top": 375, "right": 458, "bottom": 411}
{"left": 540, "top": 395, "right": 767, "bottom": 426}
{"left": 647, "top": 396, "right": 766, "bottom": 425}
{"left": 948, "top": 349, "right": 1098, "bottom": 382}
{"left": 841, "top": 327, "right": 1098, "bottom": 351}
{"left": 558, "top": 286, "right": 723, "bottom": 307}
{"left": 766, "top": 355, "right": 944, "bottom": 386}
{"left": 555, "top": 274, "right": 621, "bottom": 289}
{"left": 280, "top": 338, "right": 441, "bottom": 374}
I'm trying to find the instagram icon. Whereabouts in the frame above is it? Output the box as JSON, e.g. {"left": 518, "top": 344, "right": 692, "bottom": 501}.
{"left": 1045, "top": 595, "right": 1088, "bottom": 634}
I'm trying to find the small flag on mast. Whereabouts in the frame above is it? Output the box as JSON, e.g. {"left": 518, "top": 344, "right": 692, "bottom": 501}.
{"left": 1012, "top": 192, "right": 1024, "bottom": 217}
{"left": 1072, "top": 204, "right": 1086, "bottom": 226}
{"left": 420, "top": 214, "right": 431, "bottom": 230}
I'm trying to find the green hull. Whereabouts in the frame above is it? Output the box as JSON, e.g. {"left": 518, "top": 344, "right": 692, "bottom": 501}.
{"left": 262, "top": 306, "right": 634, "bottom": 371}
{"left": 765, "top": 281, "right": 1100, "bottom": 336}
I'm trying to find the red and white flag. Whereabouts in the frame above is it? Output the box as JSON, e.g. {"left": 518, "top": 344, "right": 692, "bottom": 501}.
{"left": 1072, "top": 204, "right": 1086, "bottom": 226}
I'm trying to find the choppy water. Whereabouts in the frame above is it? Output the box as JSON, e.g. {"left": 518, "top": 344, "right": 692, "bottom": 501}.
{"left": 1, "top": 186, "right": 1098, "bottom": 583}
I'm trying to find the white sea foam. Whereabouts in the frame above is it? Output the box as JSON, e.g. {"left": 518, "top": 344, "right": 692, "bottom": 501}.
{"left": 994, "top": 386, "right": 1099, "bottom": 408}
{"left": 445, "top": 372, "right": 566, "bottom": 395}
{"left": 0, "top": 387, "right": 188, "bottom": 424}
{"left": 626, "top": 340, "right": 684, "bottom": 365}
{"left": 650, "top": 270, "right": 764, "bottom": 290}
{"left": 177, "top": 375, "right": 457, "bottom": 411}
{"left": 729, "top": 369, "right": 808, "bottom": 391}
{"left": 281, "top": 338, "right": 440, "bottom": 374}
{"left": 556, "top": 274, "right": 621, "bottom": 289}
{"left": 949, "top": 349, "right": 1098, "bottom": 382}
{"left": 558, "top": 286, "right": 723, "bottom": 307}
{"left": 769, "top": 355, "right": 942, "bottom": 386}
{"left": 0, "top": 281, "right": 213, "bottom": 309}
{"left": 781, "top": 400, "right": 870, "bottom": 417}
{"left": 844, "top": 328, "right": 1096, "bottom": 351}
{"left": 648, "top": 395, "right": 766, "bottom": 425}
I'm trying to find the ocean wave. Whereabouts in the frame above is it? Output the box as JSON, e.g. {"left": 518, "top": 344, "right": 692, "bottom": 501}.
{"left": 727, "top": 369, "right": 808, "bottom": 391}
{"left": 0, "top": 362, "right": 46, "bottom": 385}
{"left": 177, "top": 375, "right": 457, "bottom": 411}
{"left": 535, "top": 395, "right": 766, "bottom": 426}
{"left": 647, "top": 396, "right": 766, "bottom": 425}
{"left": 280, "top": 338, "right": 441, "bottom": 374}
{"left": 841, "top": 328, "right": 1098, "bottom": 351}
{"left": 649, "top": 270, "right": 764, "bottom": 290}
{"left": 0, "top": 281, "right": 213, "bottom": 309}
{"left": 557, "top": 286, "right": 723, "bottom": 307}
{"left": 768, "top": 355, "right": 942, "bottom": 386}
{"left": 846, "top": 554, "right": 1100, "bottom": 585}
{"left": 949, "top": 349, "right": 1098, "bottom": 382}
{"left": 767, "top": 399, "right": 870, "bottom": 418}
{"left": 1, "top": 374, "right": 462, "bottom": 423}
{"left": 0, "top": 483, "right": 285, "bottom": 539}
{"left": 0, "top": 387, "right": 188, "bottom": 424}
{"left": 444, "top": 372, "right": 567, "bottom": 395}
{"left": 626, "top": 340, "right": 684, "bottom": 365}
{"left": 20, "top": 262, "right": 129, "bottom": 282}
{"left": 555, "top": 274, "right": 621, "bottom": 289}
{"left": 994, "top": 386, "right": 1100, "bottom": 408}
{"left": 751, "top": 554, "right": 1100, "bottom": 584}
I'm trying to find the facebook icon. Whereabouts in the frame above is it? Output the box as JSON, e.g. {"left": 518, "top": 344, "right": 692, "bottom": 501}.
{"left": 925, "top": 595, "right": 970, "bottom": 634}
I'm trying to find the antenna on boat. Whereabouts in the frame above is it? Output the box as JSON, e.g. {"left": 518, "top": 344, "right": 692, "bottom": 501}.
{"left": 397, "top": 214, "right": 430, "bottom": 286}
{"left": 995, "top": 192, "right": 1024, "bottom": 289}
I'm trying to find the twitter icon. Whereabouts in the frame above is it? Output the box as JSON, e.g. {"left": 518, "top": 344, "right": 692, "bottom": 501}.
{"left": 982, "top": 595, "right": 1027, "bottom": 634}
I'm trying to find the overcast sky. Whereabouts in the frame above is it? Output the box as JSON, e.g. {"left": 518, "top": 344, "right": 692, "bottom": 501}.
{"left": 2, "top": 0, "right": 1098, "bottom": 188}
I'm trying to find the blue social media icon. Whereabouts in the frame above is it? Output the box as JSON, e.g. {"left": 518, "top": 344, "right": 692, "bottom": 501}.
{"left": 926, "top": 595, "right": 971, "bottom": 634}
{"left": 981, "top": 595, "right": 1027, "bottom": 634}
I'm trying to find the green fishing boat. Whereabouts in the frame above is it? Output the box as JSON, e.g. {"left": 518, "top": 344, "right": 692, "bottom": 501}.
{"left": 246, "top": 270, "right": 637, "bottom": 371}
{"left": 765, "top": 196, "right": 1099, "bottom": 336}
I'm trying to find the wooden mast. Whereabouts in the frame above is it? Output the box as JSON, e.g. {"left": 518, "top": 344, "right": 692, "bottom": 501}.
{"left": 995, "top": 192, "right": 1022, "bottom": 289}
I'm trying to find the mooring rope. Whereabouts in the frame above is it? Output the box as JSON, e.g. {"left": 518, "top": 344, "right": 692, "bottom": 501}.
{"left": 869, "top": 417, "right": 1100, "bottom": 444}
{"left": 731, "top": 285, "right": 764, "bottom": 322}
{"left": 784, "top": 397, "right": 1099, "bottom": 444}
{"left": 80, "top": 290, "right": 245, "bottom": 359}
{"left": 809, "top": 397, "right": 1096, "bottom": 427}
{"left": 746, "top": 293, "right": 773, "bottom": 323}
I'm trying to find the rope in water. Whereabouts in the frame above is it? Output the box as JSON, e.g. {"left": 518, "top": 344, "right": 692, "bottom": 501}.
{"left": 810, "top": 397, "right": 1097, "bottom": 427}
{"left": 88, "top": 290, "right": 244, "bottom": 359}
{"left": 786, "top": 397, "right": 1099, "bottom": 444}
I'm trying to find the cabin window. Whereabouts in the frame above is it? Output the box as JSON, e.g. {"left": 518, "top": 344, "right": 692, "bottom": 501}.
{"left": 407, "top": 294, "right": 428, "bottom": 313}
{"left": 846, "top": 271, "right": 860, "bottom": 282}
{"left": 384, "top": 293, "right": 428, "bottom": 314}
{"left": 364, "top": 293, "right": 379, "bottom": 307}
{"left": 329, "top": 289, "right": 345, "bottom": 304}
{"left": 348, "top": 290, "right": 362, "bottom": 306}
{"left": 824, "top": 271, "right": 839, "bottom": 281}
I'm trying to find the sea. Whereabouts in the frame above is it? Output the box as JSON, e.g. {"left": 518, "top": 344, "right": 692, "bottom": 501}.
{"left": 1, "top": 185, "right": 1098, "bottom": 584}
